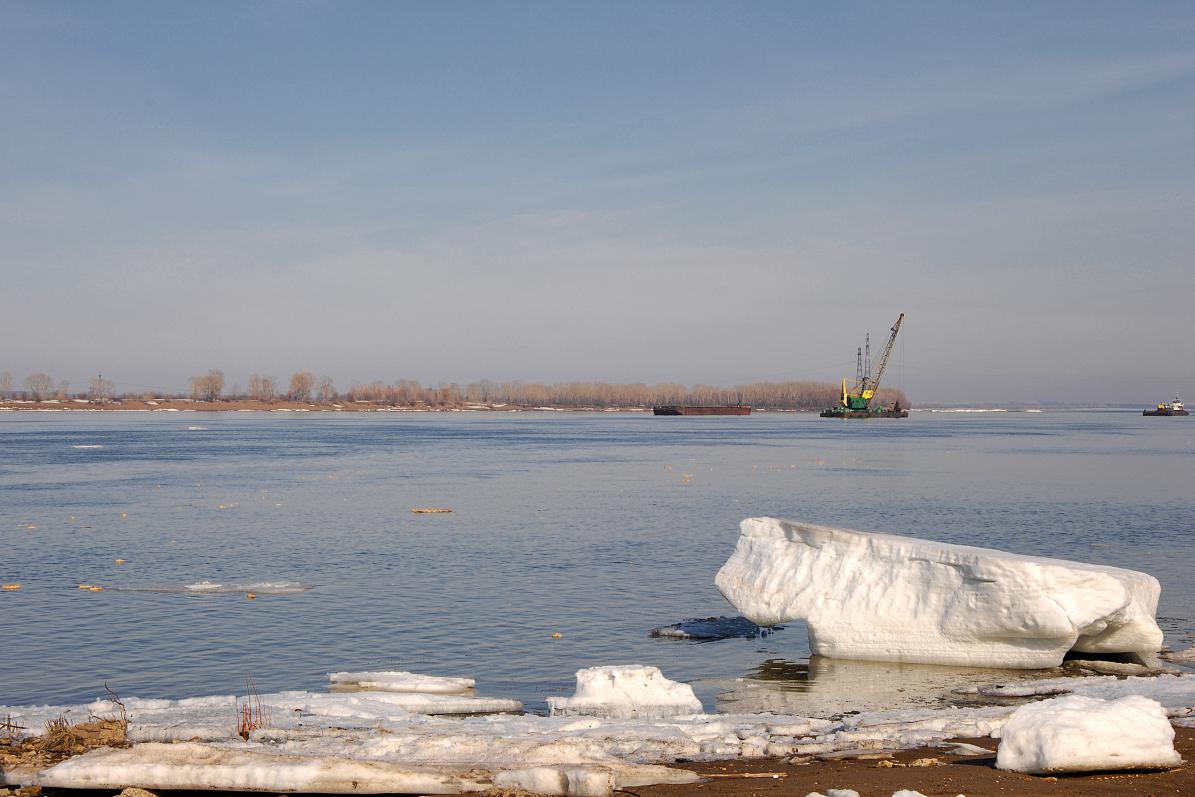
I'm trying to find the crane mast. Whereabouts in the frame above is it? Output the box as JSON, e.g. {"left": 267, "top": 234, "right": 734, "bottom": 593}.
{"left": 826, "top": 312, "right": 907, "bottom": 418}
{"left": 860, "top": 312, "right": 904, "bottom": 404}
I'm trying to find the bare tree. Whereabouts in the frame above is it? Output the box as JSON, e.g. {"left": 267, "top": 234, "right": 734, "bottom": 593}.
{"left": 316, "top": 375, "right": 336, "bottom": 403}
{"left": 289, "top": 371, "right": 315, "bottom": 402}
{"left": 0, "top": 371, "right": 11, "bottom": 399}
{"left": 25, "top": 373, "right": 54, "bottom": 401}
{"left": 89, "top": 374, "right": 115, "bottom": 403}
{"left": 248, "top": 373, "right": 277, "bottom": 402}
{"left": 189, "top": 370, "right": 225, "bottom": 402}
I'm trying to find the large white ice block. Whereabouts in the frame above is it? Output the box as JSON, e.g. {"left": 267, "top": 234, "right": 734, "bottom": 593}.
{"left": 995, "top": 694, "right": 1182, "bottom": 773}
{"left": 547, "top": 666, "right": 702, "bottom": 719}
{"left": 715, "top": 517, "right": 1163, "bottom": 668}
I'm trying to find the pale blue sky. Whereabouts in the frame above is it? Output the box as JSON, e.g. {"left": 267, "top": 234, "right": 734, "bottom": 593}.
{"left": 3, "top": 2, "right": 1193, "bottom": 403}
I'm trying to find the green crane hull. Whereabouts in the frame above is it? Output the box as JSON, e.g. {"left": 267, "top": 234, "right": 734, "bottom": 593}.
{"left": 820, "top": 407, "right": 909, "bottom": 419}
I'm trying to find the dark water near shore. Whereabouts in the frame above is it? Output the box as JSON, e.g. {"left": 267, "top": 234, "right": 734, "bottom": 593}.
{"left": 1, "top": 410, "right": 1192, "bottom": 713}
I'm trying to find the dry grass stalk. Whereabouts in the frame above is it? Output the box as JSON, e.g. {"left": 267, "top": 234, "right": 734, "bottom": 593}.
{"left": 91, "top": 683, "right": 128, "bottom": 737}
{"left": 42, "top": 715, "right": 79, "bottom": 752}
{"left": 1, "top": 713, "right": 25, "bottom": 734}
{"left": 236, "top": 675, "right": 269, "bottom": 740}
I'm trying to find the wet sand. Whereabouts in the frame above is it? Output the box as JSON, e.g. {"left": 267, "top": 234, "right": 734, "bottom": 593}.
{"left": 637, "top": 727, "right": 1194, "bottom": 797}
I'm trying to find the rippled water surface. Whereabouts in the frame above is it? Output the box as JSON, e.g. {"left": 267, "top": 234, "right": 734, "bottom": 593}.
{"left": 1, "top": 410, "right": 1192, "bottom": 712}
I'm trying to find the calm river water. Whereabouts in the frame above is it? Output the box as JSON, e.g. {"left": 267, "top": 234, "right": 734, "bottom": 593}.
{"left": 1, "top": 410, "right": 1192, "bottom": 713}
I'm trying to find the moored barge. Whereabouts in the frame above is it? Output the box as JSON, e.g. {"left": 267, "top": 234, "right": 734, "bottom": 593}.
{"left": 652, "top": 405, "right": 751, "bottom": 416}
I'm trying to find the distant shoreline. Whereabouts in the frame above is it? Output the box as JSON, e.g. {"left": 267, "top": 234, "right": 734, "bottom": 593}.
{"left": 0, "top": 399, "right": 1156, "bottom": 413}
{"left": 0, "top": 398, "right": 783, "bottom": 413}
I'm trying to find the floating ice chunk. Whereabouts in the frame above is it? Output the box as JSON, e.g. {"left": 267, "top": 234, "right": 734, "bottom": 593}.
{"left": 547, "top": 666, "right": 702, "bottom": 719}
{"left": 995, "top": 694, "right": 1182, "bottom": 773}
{"left": 180, "top": 580, "right": 311, "bottom": 595}
{"left": 329, "top": 671, "right": 476, "bottom": 694}
{"left": 716, "top": 517, "right": 1163, "bottom": 668}
{"left": 1163, "top": 645, "right": 1195, "bottom": 663}
{"left": 649, "top": 616, "right": 778, "bottom": 640}
{"left": 71, "top": 444, "right": 104, "bottom": 449}
{"left": 975, "top": 672, "right": 1195, "bottom": 717}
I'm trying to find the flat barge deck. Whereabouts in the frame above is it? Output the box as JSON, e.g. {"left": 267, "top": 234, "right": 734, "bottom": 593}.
{"left": 653, "top": 406, "right": 751, "bottom": 416}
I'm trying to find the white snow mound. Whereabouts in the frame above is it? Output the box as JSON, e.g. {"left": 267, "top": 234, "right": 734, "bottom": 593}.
{"left": 715, "top": 517, "right": 1163, "bottom": 668}
{"left": 547, "top": 665, "right": 702, "bottom": 719}
{"left": 996, "top": 694, "right": 1182, "bottom": 773}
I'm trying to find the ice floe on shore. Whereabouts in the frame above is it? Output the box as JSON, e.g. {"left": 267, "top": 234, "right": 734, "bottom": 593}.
{"left": 5, "top": 670, "right": 1194, "bottom": 795}
{"left": 995, "top": 694, "right": 1182, "bottom": 773}
{"left": 716, "top": 517, "right": 1164, "bottom": 668}
{"left": 547, "top": 665, "right": 702, "bottom": 719}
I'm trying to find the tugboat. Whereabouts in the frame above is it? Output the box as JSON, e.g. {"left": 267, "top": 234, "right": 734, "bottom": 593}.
{"left": 1143, "top": 396, "right": 1188, "bottom": 416}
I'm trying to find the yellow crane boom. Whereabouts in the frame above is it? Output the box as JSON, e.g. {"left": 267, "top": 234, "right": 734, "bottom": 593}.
{"left": 861, "top": 312, "right": 904, "bottom": 404}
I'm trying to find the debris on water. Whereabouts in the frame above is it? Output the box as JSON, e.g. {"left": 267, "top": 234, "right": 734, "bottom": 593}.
{"left": 114, "top": 559, "right": 126, "bottom": 565}
{"left": 551, "top": 632, "right": 564, "bottom": 639}
{"left": 77, "top": 585, "right": 103, "bottom": 592}
{"left": 412, "top": 507, "right": 452, "bottom": 514}
{"left": 246, "top": 592, "right": 256, "bottom": 600}
{"left": 649, "top": 616, "right": 781, "bottom": 640}
{"left": 2, "top": 584, "right": 21, "bottom": 591}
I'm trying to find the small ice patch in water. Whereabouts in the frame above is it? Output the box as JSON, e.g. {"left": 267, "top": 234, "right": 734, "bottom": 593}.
{"left": 71, "top": 444, "right": 104, "bottom": 449}
{"left": 186, "top": 426, "right": 208, "bottom": 431}
{"left": 185, "top": 581, "right": 311, "bottom": 594}
{"left": 649, "top": 616, "right": 781, "bottom": 640}
{"left": 329, "top": 671, "right": 476, "bottom": 694}
{"left": 117, "top": 581, "right": 313, "bottom": 595}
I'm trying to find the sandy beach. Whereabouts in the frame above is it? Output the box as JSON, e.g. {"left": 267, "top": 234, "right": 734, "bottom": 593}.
{"left": 637, "top": 727, "right": 1195, "bottom": 797}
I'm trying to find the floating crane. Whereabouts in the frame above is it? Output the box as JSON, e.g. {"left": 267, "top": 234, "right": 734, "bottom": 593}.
{"left": 820, "top": 313, "right": 908, "bottom": 418}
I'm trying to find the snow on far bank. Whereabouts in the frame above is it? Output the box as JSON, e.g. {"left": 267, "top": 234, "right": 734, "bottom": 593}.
{"left": 995, "top": 694, "right": 1182, "bottom": 773}
{"left": 716, "top": 517, "right": 1163, "bottom": 669}
{"left": 547, "top": 666, "right": 702, "bottom": 719}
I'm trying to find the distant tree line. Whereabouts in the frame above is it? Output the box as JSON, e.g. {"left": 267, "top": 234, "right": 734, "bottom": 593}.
{"left": 0, "top": 369, "right": 907, "bottom": 410}
{"left": 340, "top": 378, "right": 907, "bottom": 410}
